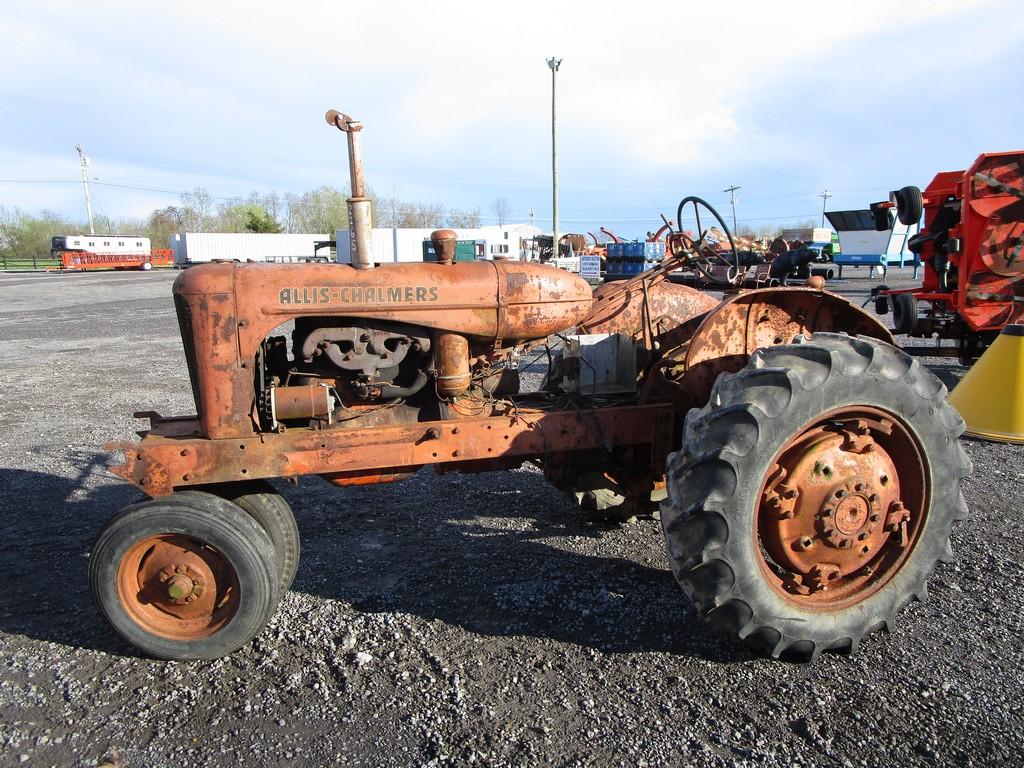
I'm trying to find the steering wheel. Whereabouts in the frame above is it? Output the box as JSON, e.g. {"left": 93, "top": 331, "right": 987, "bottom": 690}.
{"left": 674, "top": 196, "right": 741, "bottom": 284}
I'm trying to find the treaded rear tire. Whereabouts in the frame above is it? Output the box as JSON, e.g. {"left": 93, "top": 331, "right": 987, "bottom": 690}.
{"left": 661, "top": 333, "right": 971, "bottom": 660}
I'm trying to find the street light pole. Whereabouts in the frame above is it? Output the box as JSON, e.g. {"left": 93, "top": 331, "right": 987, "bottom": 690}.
{"left": 76, "top": 144, "right": 95, "bottom": 235}
{"left": 547, "top": 57, "right": 562, "bottom": 258}
{"left": 819, "top": 188, "right": 832, "bottom": 227}
{"left": 723, "top": 185, "right": 740, "bottom": 234}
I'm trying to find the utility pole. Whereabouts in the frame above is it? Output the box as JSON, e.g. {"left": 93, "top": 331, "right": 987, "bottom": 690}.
{"left": 75, "top": 144, "right": 95, "bottom": 234}
{"left": 819, "top": 188, "right": 832, "bottom": 227}
{"left": 723, "top": 185, "right": 740, "bottom": 234}
{"left": 547, "top": 57, "right": 562, "bottom": 257}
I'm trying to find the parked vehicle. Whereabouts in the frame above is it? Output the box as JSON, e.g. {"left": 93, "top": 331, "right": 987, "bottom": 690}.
{"left": 168, "top": 233, "right": 330, "bottom": 265}
{"left": 50, "top": 234, "right": 170, "bottom": 271}
{"left": 89, "top": 110, "right": 970, "bottom": 664}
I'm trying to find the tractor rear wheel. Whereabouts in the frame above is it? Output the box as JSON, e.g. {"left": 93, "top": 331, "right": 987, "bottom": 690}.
{"left": 90, "top": 492, "right": 279, "bottom": 660}
{"left": 661, "top": 333, "right": 970, "bottom": 660}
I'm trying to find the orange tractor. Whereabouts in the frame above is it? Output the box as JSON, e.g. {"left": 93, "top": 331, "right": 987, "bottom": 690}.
{"left": 90, "top": 111, "right": 970, "bottom": 661}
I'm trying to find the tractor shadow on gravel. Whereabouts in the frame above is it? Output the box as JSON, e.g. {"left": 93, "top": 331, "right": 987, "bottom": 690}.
{"left": 0, "top": 459, "right": 750, "bottom": 663}
{"left": 289, "top": 469, "right": 751, "bottom": 664}
{"left": 0, "top": 458, "right": 144, "bottom": 656}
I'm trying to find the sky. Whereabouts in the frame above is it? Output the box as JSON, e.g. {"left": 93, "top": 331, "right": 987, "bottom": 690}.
{"left": 1, "top": 0, "right": 1022, "bottom": 239}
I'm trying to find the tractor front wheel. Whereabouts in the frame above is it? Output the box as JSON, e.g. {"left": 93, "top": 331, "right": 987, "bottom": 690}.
{"left": 205, "top": 482, "right": 300, "bottom": 593}
{"left": 90, "top": 492, "right": 280, "bottom": 660}
{"left": 661, "top": 333, "right": 970, "bottom": 660}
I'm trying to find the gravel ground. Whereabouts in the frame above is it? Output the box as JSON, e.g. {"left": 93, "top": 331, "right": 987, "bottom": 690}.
{"left": 0, "top": 267, "right": 1022, "bottom": 767}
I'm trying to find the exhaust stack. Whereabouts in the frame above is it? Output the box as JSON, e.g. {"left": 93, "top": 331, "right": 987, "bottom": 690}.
{"left": 326, "top": 109, "right": 373, "bottom": 269}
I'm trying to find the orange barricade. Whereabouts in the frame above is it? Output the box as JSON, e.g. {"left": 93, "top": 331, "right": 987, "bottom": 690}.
{"left": 58, "top": 249, "right": 174, "bottom": 271}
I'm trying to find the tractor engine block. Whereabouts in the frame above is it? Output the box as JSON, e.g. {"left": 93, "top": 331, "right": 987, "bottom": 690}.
{"left": 294, "top": 319, "right": 431, "bottom": 378}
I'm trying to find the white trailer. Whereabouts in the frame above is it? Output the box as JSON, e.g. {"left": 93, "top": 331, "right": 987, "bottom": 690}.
{"left": 169, "top": 233, "right": 330, "bottom": 265}
{"left": 335, "top": 224, "right": 541, "bottom": 264}
{"left": 52, "top": 234, "right": 151, "bottom": 255}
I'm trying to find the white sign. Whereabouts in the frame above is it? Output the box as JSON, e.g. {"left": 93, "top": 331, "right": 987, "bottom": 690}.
{"left": 580, "top": 254, "right": 602, "bottom": 279}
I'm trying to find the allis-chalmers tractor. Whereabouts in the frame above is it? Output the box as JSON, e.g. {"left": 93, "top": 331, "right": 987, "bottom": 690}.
{"left": 90, "top": 111, "right": 970, "bottom": 662}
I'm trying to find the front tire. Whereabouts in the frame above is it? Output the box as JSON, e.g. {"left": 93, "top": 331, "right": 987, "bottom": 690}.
{"left": 90, "top": 493, "right": 280, "bottom": 660}
{"left": 661, "top": 334, "right": 970, "bottom": 660}
{"left": 213, "top": 481, "right": 300, "bottom": 593}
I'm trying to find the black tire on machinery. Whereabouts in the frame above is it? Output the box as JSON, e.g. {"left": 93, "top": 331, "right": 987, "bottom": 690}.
{"left": 895, "top": 185, "right": 924, "bottom": 226}
{"left": 660, "top": 333, "right": 971, "bottom": 661}
{"left": 89, "top": 492, "right": 280, "bottom": 660}
{"left": 891, "top": 292, "right": 918, "bottom": 335}
{"left": 206, "top": 481, "right": 301, "bottom": 593}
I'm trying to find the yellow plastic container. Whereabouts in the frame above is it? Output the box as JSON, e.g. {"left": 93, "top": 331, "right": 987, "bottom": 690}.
{"left": 947, "top": 325, "right": 1024, "bottom": 444}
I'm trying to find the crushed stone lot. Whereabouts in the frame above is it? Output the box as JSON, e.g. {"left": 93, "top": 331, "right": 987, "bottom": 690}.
{"left": 0, "top": 267, "right": 1022, "bottom": 767}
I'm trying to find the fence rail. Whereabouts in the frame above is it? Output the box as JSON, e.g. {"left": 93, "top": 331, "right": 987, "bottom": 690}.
{"left": 0, "top": 253, "right": 63, "bottom": 271}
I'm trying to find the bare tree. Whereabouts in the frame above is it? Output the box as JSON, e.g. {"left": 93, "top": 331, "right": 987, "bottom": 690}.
{"left": 491, "top": 196, "right": 511, "bottom": 226}
{"left": 286, "top": 186, "right": 349, "bottom": 234}
{"left": 180, "top": 187, "right": 214, "bottom": 232}
{"left": 448, "top": 207, "right": 481, "bottom": 228}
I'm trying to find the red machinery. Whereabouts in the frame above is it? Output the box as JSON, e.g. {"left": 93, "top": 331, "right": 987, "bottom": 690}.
{"left": 875, "top": 151, "right": 1024, "bottom": 361}
{"left": 55, "top": 249, "right": 174, "bottom": 272}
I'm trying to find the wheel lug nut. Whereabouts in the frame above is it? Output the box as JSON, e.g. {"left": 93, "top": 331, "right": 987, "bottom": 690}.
{"left": 793, "top": 536, "right": 815, "bottom": 552}
{"left": 858, "top": 532, "right": 869, "bottom": 541}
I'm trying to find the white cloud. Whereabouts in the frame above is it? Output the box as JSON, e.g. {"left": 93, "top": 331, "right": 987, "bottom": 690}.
{"left": 1, "top": 0, "right": 1021, "bottom": 231}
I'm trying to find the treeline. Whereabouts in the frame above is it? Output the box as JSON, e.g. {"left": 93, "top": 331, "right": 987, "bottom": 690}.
{"left": 0, "top": 185, "right": 483, "bottom": 261}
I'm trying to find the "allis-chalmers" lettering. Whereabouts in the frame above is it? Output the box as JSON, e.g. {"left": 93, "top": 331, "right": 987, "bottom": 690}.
{"left": 278, "top": 286, "right": 440, "bottom": 305}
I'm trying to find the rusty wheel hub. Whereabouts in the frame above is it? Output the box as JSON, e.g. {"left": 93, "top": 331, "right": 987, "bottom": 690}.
{"left": 116, "top": 534, "right": 239, "bottom": 640}
{"left": 757, "top": 408, "right": 927, "bottom": 608}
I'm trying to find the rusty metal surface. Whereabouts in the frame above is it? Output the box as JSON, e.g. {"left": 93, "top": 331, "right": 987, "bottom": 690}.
{"left": 106, "top": 404, "right": 674, "bottom": 497}
{"left": 679, "top": 287, "right": 894, "bottom": 407}
{"left": 431, "top": 229, "right": 457, "bottom": 265}
{"left": 116, "top": 533, "right": 240, "bottom": 640}
{"left": 579, "top": 275, "right": 718, "bottom": 351}
{"left": 757, "top": 407, "right": 927, "bottom": 607}
{"left": 272, "top": 385, "right": 332, "bottom": 423}
{"left": 173, "top": 261, "right": 592, "bottom": 438}
{"left": 434, "top": 332, "right": 471, "bottom": 397}
{"left": 326, "top": 108, "right": 372, "bottom": 269}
